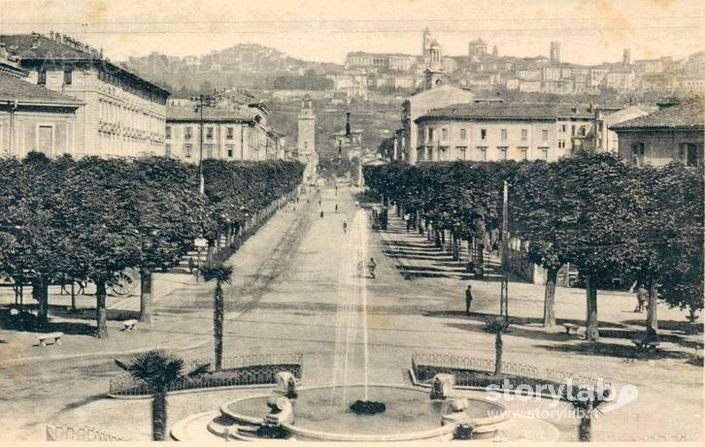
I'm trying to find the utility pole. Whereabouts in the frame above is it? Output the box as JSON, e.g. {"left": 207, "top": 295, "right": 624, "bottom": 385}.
{"left": 191, "top": 93, "right": 220, "bottom": 195}
{"left": 500, "top": 180, "right": 509, "bottom": 320}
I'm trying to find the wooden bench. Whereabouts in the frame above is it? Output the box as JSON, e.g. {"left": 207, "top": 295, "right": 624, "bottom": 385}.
{"left": 562, "top": 323, "right": 581, "bottom": 335}
{"left": 632, "top": 337, "right": 660, "bottom": 352}
{"left": 37, "top": 332, "right": 64, "bottom": 347}
{"left": 121, "top": 319, "right": 138, "bottom": 331}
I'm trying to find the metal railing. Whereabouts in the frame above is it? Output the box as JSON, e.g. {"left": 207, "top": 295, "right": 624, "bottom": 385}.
{"left": 109, "top": 352, "right": 303, "bottom": 397}
{"left": 46, "top": 424, "right": 126, "bottom": 441}
{"left": 412, "top": 352, "right": 598, "bottom": 389}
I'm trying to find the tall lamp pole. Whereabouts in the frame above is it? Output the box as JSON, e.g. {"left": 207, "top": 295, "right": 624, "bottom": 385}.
{"left": 499, "top": 180, "right": 510, "bottom": 320}
{"left": 191, "top": 93, "right": 220, "bottom": 195}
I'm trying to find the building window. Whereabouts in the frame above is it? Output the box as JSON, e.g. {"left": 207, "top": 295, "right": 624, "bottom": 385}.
{"left": 476, "top": 146, "right": 488, "bottom": 161}
{"left": 632, "top": 142, "right": 645, "bottom": 166}
{"left": 500, "top": 129, "right": 507, "bottom": 140}
{"left": 539, "top": 147, "right": 549, "bottom": 160}
{"left": 542, "top": 129, "right": 548, "bottom": 141}
{"left": 519, "top": 146, "right": 528, "bottom": 160}
{"left": 63, "top": 68, "right": 72, "bottom": 86}
{"left": 460, "top": 128, "right": 467, "bottom": 139}
{"left": 38, "top": 69, "right": 46, "bottom": 86}
{"left": 679, "top": 143, "right": 701, "bottom": 167}
{"left": 480, "top": 129, "right": 487, "bottom": 140}
{"left": 184, "top": 127, "right": 193, "bottom": 140}
{"left": 226, "top": 127, "right": 234, "bottom": 139}
{"left": 205, "top": 144, "right": 215, "bottom": 158}
{"left": 579, "top": 125, "right": 587, "bottom": 137}
{"left": 456, "top": 146, "right": 467, "bottom": 160}
{"left": 521, "top": 129, "right": 528, "bottom": 141}
{"left": 441, "top": 128, "right": 448, "bottom": 140}
{"left": 165, "top": 126, "right": 172, "bottom": 139}
{"left": 206, "top": 127, "right": 214, "bottom": 140}
{"left": 227, "top": 144, "right": 234, "bottom": 158}
{"left": 184, "top": 143, "right": 193, "bottom": 158}
{"left": 558, "top": 139, "right": 566, "bottom": 149}
{"left": 561, "top": 124, "right": 567, "bottom": 133}
{"left": 428, "top": 128, "right": 434, "bottom": 141}
{"left": 497, "top": 146, "right": 508, "bottom": 160}
{"left": 165, "top": 144, "right": 172, "bottom": 157}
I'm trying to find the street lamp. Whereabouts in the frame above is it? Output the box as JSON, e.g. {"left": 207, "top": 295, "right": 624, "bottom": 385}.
{"left": 191, "top": 92, "right": 222, "bottom": 195}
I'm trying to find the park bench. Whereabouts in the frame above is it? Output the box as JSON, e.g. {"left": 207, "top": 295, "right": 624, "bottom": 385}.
{"left": 632, "top": 335, "right": 660, "bottom": 353}
{"left": 121, "top": 319, "right": 138, "bottom": 331}
{"left": 36, "top": 332, "right": 63, "bottom": 347}
{"left": 562, "top": 323, "right": 581, "bottom": 335}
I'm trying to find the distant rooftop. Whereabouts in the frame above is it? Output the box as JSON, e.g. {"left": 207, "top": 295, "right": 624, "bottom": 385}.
{"left": 611, "top": 99, "right": 704, "bottom": 130}
{"left": 166, "top": 105, "right": 256, "bottom": 123}
{"left": 416, "top": 102, "right": 596, "bottom": 123}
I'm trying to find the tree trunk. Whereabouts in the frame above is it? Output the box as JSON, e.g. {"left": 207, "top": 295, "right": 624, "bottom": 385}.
{"left": 585, "top": 276, "right": 599, "bottom": 341}
{"left": 140, "top": 267, "right": 153, "bottom": 325}
{"left": 152, "top": 391, "right": 168, "bottom": 441}
{"left": 543, "top": 268, "right": 558, "bottom": 328}
{"left": 494, "top": 331, "right": 503, "bottom": 376}
{"left": 34, "top": 276, "right": 49, "bottom": 328}
{"left": 646, "top": 279, "right": 659, "bottom": 333}
{"left": 95, "top": 280, "right": 109, "bottom": 338}
{"left": 578, "top": 403, "right": 592, "bottom": 441}
{"left": 214, "top": 283, "right": 224, "bottom": 372}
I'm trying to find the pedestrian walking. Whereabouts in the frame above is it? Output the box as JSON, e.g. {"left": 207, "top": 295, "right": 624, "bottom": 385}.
{"left": 343, "top": 221, "right": 347, "bottom": 233}
{"left": 367, "top": 257, "right": 377, "bottom": 279}
{"left": 465, "top": 284, "right": 473, "bottom": 314}
{"left": 320, "top": 210, "right": 324, "bottom": 218}
{"left": 635, "top": 285, "right": 648, "bottom": 312}
{"left": 335, "top": 204, "right": 338, "bottom": 213}
{"left": 188, "top": 257, "right": 195, "bottom": 274}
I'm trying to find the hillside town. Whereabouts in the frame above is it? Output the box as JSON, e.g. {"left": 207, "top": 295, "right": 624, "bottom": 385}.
{"left": 0, "top": 1, "right": 703, "bottom": 444}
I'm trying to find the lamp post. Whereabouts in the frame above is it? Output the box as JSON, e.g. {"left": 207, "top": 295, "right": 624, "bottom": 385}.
{"left": 191, "top": 93, "right": 221, "bottom": 195}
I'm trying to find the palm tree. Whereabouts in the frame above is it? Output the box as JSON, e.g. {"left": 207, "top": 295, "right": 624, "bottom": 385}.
{"left": 484, "top": 317, "right": 510, "bottom": 376}
{"left": 201, "top": 264, "right": 233, "bottom": 372}
{"left": 115, "top": 350, "right": 209, "bottom": 441}
{"left": 563, "top": 384, "right": 611, "bottom": 442}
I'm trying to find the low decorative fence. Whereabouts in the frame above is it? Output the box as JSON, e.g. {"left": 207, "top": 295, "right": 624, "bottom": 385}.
{"left": 46, "top": 424, "right": 126, "bottom": 441}
{"left": 109, "top": 352, "right": 303, "bottom": 397}
{"left": 411, "top": 352, "right": 599, "bottom": 391}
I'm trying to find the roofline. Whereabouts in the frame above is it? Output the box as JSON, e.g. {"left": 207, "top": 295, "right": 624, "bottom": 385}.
{"left": 20, "top": 57, "right": 170, "bottom": 97}
{"left": 611, "top": 125, "right": 705, "bottom": 131}
{"left": 0, "top": 98, "right": 83, "bottom": 107}
{"left": 415, "top": 114, "right": 566, "bottom": 124}
{"left": 166, "top": 117, "right": 254, "bottom": 124}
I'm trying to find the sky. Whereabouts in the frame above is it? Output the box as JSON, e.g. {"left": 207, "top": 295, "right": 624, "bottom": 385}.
{"left": 1, "top": 0, "right": 704, "bottom": 65}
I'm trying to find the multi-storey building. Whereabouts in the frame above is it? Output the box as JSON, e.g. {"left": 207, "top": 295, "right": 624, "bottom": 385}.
{"left": 413, "top": 103, "right": 597, "bottom": 163}
{"left": 165, "top": 103, "right": 283, "bottom": 162}
{"left": 0, "top": 32, "right": 170, "bottom": 158}
{"left": 612, "top": 99, "right": 704, "bottom": 168}
{"left": 0, "top": 47, "right": 82, "bottom": 157}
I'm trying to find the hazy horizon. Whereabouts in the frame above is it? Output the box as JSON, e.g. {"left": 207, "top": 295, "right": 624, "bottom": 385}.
{"left": 1, "top": 0, "right": 704, "bottom": 65}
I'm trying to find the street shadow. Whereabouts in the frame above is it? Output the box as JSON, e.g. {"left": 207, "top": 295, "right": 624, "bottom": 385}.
{"left": 56, "top": 393, "right": 107, "bottom": 414}
{"left": 536, "top": 341, "right": 693, "bottom": 361}
{"left": 48, "top": 305, "right": 140, "bottom": 322}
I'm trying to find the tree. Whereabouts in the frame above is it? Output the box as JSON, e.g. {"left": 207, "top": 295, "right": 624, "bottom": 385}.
{"left": 59, "top": 157, "right": 142, "bottom": 338}
{"left": 484, "top": 317, "right": 510, "bottom": 376}
{"left": 132, "top": 157, "right": 205, "bottom": 325}
{"left": 563, "top": 385, "right": 611, "bottom": 442}
{"left": 115, "top": 350, "right": 209, "bottom": 440}
{"left": 201, "top": 264, "right": 233, "bottom": 372}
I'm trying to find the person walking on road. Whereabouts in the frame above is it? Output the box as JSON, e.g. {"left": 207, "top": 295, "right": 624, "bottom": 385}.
{"left": 465, "top": 284, "right": 474, "bottom": 314}
{"left": 335, "top": 203, "right": 338, "bottom": 213}
{"left": 367, "top": 257, "right": 377, "bottom": 279}
{"left": 635, "top": 285, "right": 648, "bottom": 312}
{"left": 343, "top": 221, "right": 347, "bottom": 233}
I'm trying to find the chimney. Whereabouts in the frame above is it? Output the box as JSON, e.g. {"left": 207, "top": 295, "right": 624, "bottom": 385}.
{"left": 345, "top": 111, "right": 352, "bottom": 137}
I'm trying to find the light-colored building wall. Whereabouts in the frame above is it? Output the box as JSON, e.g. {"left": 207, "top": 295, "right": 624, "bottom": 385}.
{"left": 0, "top": 110, "right": 76, "bottom": 157}
{"left": 415, "top": 119, "right": 566, "bottom": 162}
{"left": 617, "top": 129, "right": 703, "bottom": 167}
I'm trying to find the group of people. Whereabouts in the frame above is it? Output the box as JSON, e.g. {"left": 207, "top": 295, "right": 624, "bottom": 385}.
{"left": 357, "top": 258, "right": 377, "bottom": 279}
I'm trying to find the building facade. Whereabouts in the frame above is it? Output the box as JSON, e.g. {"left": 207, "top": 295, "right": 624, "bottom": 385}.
{"left": 297, "top": 97, "right": 318, "bottom": 182}
{"left": 1, "top": 32, "right": 169, "bottom": 157}
{"left": 165, "top": 104, "right": 283, "bottom": 162}
{"left": 612, "top": 99, "right": 704, "bottom": 168}
{"left": 0, "top": 49, "right": 82, "bottom": 157}
{"left": 413, "top": 103, "right": 597, "bottom": 163}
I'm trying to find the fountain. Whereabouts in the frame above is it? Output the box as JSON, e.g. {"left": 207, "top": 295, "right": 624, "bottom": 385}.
{"left": 170, "top": 210, "right": 511, "bottom": 442}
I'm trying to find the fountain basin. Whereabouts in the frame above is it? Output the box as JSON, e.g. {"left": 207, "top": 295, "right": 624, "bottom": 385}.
{"left": 218, "top": 384, "right": 508, "bottom": 442}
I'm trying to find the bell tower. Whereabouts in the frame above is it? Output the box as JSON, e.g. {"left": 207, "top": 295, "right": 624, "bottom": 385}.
{"left": 297, "top": 96, "right": 317, "bottom": 182}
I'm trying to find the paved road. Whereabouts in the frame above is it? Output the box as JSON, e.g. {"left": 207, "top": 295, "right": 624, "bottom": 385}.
{"left": 0, "top": 185, "right": 701, "bottom": 442}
